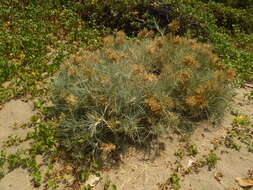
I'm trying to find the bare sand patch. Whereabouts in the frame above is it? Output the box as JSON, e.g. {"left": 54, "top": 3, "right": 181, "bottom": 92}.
{"left": 0, "top": 100, "right": 34, "bottom": 145}
{"left": 0, "top": 168, "right": 34, "bottom": 190}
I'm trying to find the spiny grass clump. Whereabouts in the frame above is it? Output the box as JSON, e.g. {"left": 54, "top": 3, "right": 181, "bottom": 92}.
{"left": 51, "top": 31, "right": 234, "bottom": 161}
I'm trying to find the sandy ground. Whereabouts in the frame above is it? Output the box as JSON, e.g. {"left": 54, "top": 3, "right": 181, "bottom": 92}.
{"left": 0, "top": 87, "right": 252, "bottom": 190}
{"left": 0, "top": 100, "right": 35, "bottom": 190}
{"left": 0, "top": 100, "right": 34, "bottom": 145}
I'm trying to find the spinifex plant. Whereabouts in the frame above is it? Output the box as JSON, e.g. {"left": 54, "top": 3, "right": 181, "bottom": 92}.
{"left": 51, "top": 31, "right": 234, "bottom": 161}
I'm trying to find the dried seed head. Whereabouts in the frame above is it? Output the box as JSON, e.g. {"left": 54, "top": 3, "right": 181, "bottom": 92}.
{"left": 200, "top": 49, "right": 213, "bottom": 57}
{"left": 90, "top": 55, "right": 100, "bottom": 63}
{"left": 205, "top": 81, "right": 218, "bottom": 91}
{"left": 225, "top": 68, "right": 236, "bottom": 81}
{"left": 68, "top": 67, "right": 77, "bottom": 77}
{"left": 185, "top": 95, "right": 207, "bottom": 108}
{"left": 104, "top": 48, "right": 121, "bottom": 62}
{"left": 107, "top": 119, "right": 121, "bottom": 129}
{"left": 65, "top": 94, "right": 78, "bottom": 106}
{"left": 142, "top": 73, "right": 158, "bottom": 82}
{"left": 214, "top": 71, "right": 225, "bottom": 81}
{"left": 138, "top": 29, "right": 149, "bottom": 38}
{"left": 179, "top": 69, "right": 192, "bottom": 83}
{"left": 188, "top": 39, "right": 198, "bottom": 46}
{"left": 215, "top": 63, "right": 225, "bottom": 70}
{"left": 97, "top": 96, "right": 108, "bottom": 105}
{"left": 195, "top": 87, "right": 206, "bottom": 95}
{"left": 115, "top": 30, "right": 126, "bottom": 44}
{"left": 146, "top": 38, "right": 163, "bottom": 54}
{"left": 168, "top": 19, "right": 180, "bottom": 34}
{"left": 103, "top": 35, "right": 114, "bottom": 46}
{"left": 138, "top": 29, "right": 155, "bottom": 38}
{"left": 131, "top": 64, "right": 145, "bottom": 75}
{"left": 183, "top": 55, "right": 199, "bottom": 67}
{"left": 200, "top": 100, "right": 209, "bottom": 109}
{"left": 185, "top": 95, "right": 199, "bottom": 107}
{"left": 190, "top": 44, "right": 202, "bottom": 51}
{"left": 202, "top": 44, "right": 213, "bottom": 51}
{"left": 145, "top": 97, "right": 162, "bottom": 115}
{"left": 100, "top": 76, "right": 110, "bottom": 85}
{"left": 83, "top": 66, "right": 94, "bottom": 79}
{"left": 208, "top": 56, "right": 219, "bottom": 65}
{"left": 171, "top": 35, "right": 183, "bottom": 44}
{"left": 100, "top": 143, "right": 116, "bottom": 154}
{"left": 155, "top": 37, "right": 163, "bottom": 48}
{"left": 146, "top": 41, "right": 158, "bottom": 54}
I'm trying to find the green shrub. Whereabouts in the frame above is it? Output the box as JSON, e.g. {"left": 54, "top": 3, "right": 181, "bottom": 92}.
{"left": 61, "top": 0, "right": 253, "bottom": 80}
{"left": 202, "top": 0, "right": 253, "bottom": 9}
{"left": 64, "top": 0, "right": 155, "bottom": 34}
{"left": 51, "top": 32, "right": 234, "bottom": 161}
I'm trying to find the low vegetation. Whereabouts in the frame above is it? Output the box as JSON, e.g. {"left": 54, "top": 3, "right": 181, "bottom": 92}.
{"left": 51, "top": 32, "right": 234, "bottom": 162}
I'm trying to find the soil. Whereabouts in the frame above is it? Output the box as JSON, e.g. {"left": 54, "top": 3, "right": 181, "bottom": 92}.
{"left": 0, "top": 87, "right": 253, "bottom": 190}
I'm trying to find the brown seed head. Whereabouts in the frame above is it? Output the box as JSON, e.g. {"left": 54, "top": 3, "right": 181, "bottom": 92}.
{"left": 183, "top": 55, "right": 199, "bottom": 67}
{"left": 103, "top": 35, "right": 114, "bottom": 46}
{"left": 179, "top": 69, "right": 192, "bottom": 83}
{"left": 104, "top": 48, "right": 121, "bottom": 62}
{"left": 100, "top": 143, "right": 116, "bottom": 154}
{"left": 172, "top": 35, "right": 183, "bottom": 44}
{"left": 142, "top": 73, "right": 158, "bottom": 82}
{"left": 168, "top": 19, "right": 180, "bottom": 34}
{"left": 195, "top": 87, "right": 206, "bottom": 95}
{"left": 115, "top": 30, "right": 126, "bottom": 44}
{"left": 225, "top": 68, "right": 236, "bottom": 81}
{"left": 145, "top": 97, "right": 162, "bottom": 114}
{"left": 131, "top": 64, "right": 145, "bottom": 75}
{"left": 65, "top": 94, "right": 78, "bottom": 106}
{"left": 185, "top": 95, "right": 207, "bottom": 108}
{"left": 83, "top": 66, "right": 94, "bottom": 79}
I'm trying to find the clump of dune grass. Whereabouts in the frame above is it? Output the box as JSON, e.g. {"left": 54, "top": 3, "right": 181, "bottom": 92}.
{"left": 51, "top": 31, "right": 235, "bottom": 161}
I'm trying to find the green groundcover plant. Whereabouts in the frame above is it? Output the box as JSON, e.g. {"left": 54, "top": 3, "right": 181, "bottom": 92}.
{"left": 53, "top": 0, "right": 253, "bottom": 81}
{"left": 51, "top": 32, "right": 234, "bottom": 161}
